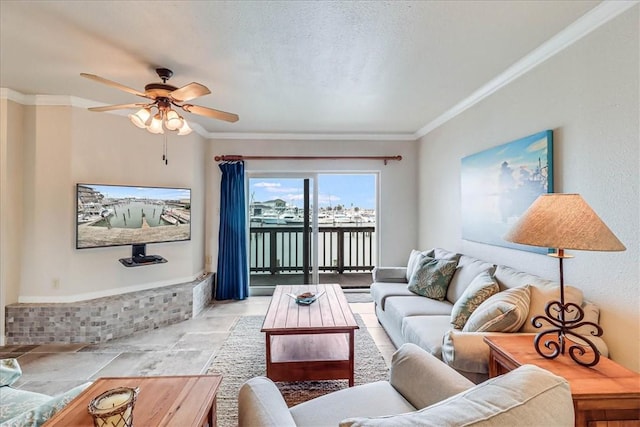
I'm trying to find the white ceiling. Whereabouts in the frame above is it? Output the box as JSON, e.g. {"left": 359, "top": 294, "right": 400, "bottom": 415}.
{"left": 0, "top": 1, "right": 608, "bottom": 138}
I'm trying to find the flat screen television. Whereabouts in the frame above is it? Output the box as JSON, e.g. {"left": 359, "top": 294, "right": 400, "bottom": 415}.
{"left": 76, "top": 183, "right": 191, "bottom": 250}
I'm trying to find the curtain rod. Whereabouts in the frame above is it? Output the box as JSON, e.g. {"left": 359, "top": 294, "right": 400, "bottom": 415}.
{"left": 214, "top": 155, "right": 402, "bottom": 165}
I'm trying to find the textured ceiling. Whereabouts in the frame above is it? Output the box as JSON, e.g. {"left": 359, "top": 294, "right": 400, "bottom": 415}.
{"left": 1, "top": 1, "right": 601, "bottom": 136}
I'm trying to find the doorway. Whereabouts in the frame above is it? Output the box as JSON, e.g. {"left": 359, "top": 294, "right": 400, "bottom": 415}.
{"left": 248, "top": 173, "right": 377, "bottom": 289}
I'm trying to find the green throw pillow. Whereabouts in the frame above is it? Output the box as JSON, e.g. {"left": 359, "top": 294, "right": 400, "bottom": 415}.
{"left": 462, "top": 285, "right": 531, "bottom": 333}
{"left": 450, "top": 272, "right": 500, "bottom": 329}
{"left": 407, "top": 258, "right": 457, "bottom": 301}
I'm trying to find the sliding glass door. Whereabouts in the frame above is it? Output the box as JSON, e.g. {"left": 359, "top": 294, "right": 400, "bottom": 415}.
{"left": 248, "top": 175, "right": 318, "bottom": 287}
{"left": 247, "top": 173, "right": 377, "bottom": 290}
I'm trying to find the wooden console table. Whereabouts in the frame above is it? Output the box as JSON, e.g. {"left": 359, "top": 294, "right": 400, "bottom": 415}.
{"left": 484, "top": 335, "right": 640, "bottom": 427}
{"left": 45, "top": 375, "right": 222, "bottom": 427}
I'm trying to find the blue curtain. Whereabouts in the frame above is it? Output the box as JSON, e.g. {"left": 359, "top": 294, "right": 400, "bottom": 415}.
{"left": 216, "top": 161, "right": 249, "bottom": 300}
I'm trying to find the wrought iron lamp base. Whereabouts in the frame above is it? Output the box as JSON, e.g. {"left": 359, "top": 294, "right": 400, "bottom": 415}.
{"left": 532, "top": 300, "right": 603, "bottom": 367}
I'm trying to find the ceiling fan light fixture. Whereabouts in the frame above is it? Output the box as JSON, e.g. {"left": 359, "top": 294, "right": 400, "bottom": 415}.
{"left": 177, "top": 120, "right": 193, "bottom": 136}
{"left": 164, "top": 109, "right": 184, "bottom": 131}
{"left": 128, "top": 107, "right": 151, "bottom": 129}
{"left": 147, "top": 113, "right": 165, "bottom": 134}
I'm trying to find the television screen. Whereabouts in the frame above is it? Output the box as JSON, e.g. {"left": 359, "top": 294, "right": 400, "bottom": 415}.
{"left": 76, "top": 184, "right": 191, "bottom": 249}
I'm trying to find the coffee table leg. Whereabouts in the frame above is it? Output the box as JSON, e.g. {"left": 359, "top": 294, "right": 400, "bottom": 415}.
{"left": 349, "top": 330, "right": 355, "bottom": 387}
{"left": 265, "top": 332, "right": 272, "bottom": 379}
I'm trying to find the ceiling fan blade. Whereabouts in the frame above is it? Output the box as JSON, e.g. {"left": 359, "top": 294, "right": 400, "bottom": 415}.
{"left": 169, "top": 82, "right": 211, "bottom": 102}
{"left": 80, "top": 73, "right": 149, "bottom": 99}
{"left": 88, "top": 103, "right": 147, "bottom": 112}
{"left": 182, "top": 104, "right": 239, "bottom": 123}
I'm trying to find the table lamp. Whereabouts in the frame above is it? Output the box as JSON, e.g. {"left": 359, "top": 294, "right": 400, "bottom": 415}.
{"left": 504, "top": 193, "right": 625, "bottom": 366}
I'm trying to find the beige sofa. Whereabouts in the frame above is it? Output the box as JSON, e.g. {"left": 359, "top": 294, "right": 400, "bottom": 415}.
{"left": 238, "top": 343, "right": 574, "bottom": 426}
{"left": 371, "top": 248, "right": 607, "bottom": 383}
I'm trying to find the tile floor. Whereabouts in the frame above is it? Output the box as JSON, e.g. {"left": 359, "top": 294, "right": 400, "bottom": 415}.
{"left": 0, "top": 295, "right": 396, "bottom": 398}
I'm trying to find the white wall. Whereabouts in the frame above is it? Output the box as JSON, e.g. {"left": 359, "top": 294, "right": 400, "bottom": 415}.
{"left": 11, "top": 103, "right": 207, "bottom": 302}
{"left": 205, "top": 139, "right": 419, "bottom": 273}
{"left": 417, "top": 7, "right": 639, "bottom": 371}
{"left": 0, "top": 98, "right": 25, "bottom": 345}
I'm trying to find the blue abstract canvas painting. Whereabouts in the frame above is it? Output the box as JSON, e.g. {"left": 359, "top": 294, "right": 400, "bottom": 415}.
{"left": 461, "top": 130, "right": 553, "bottom": 253}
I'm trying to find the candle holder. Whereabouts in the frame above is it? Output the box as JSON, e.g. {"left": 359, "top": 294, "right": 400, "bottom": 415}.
{"left": 88, "top": 386, "right": 139, "bottom": 427}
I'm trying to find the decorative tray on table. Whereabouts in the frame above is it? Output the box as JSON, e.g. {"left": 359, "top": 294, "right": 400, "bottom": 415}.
{"left": 287, "top": 291, "right": 325, "bottom": 305}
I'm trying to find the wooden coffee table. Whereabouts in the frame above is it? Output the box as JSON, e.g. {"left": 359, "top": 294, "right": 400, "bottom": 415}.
{"left": 484, "top": 335, "right": 640, "bottom": 427}
{"left": 262, "top": 284, "right": 359, "bottom": 386}
{"left": 44, "top": 375, "right": 222, "bottom": 427}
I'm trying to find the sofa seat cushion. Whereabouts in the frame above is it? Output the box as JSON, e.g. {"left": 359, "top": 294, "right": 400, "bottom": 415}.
{"left": 401, "top": 316, "right": 452, "bottom": 359}
{"left": 446, "top": 255, "right": 496, "bottom": 304}
{"left": 370, "top": 283, "right": 416, "bottom": 310}
{"left": 339, "top": 365, "right": 574, "bottom": 427}
{"left": 381, "top": 297, "right": 453, "bottom": 345}
{"left": 290, "top": 381, "right": 416, "bottom": 427}
{"left": 385, "top": 296, "right": 453, "bottom": 319}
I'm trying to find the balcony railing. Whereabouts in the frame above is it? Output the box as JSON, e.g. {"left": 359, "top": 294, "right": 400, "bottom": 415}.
{"left": 249, "top": 225, "right": 376, "bottom": 276}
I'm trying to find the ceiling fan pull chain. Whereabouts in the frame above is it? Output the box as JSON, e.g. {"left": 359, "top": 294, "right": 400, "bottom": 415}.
{"left": 164, "top": 133, "right": 168, "bottom": 165}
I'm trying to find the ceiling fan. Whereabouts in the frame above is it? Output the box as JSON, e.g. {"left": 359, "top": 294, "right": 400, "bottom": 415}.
{"left": 81, "top": 67, "right": 239, "bottom": 135}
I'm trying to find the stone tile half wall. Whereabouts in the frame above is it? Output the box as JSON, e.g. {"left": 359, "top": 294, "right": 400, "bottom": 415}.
{"left": 4, "top": 274, "right": 213, "bottom": 345}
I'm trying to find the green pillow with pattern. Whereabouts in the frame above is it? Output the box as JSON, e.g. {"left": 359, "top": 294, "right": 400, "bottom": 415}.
{"left": 450, "top": 272, "right": 500, "bottom": 329}
{"left": 407, "top": 257, "right": 457, "bottom": 301}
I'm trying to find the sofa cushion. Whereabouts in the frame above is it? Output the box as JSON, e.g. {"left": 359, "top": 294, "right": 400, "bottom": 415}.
{"left": 383, "top": 296, "right": 454, "bottom": 342}
{"left": 431, "top": 248, "right": 461, "bottom": 262}
{"left": 290, "top": 381, "right": 416, "bottom": 427}
{"left": 407, "top": 258, "right": 457, "bottom": 301}
{"left": 405, "top": 250, "right": 431, "bottom": 282}
{"left": 523, "top": 286, "right": 583, "bottom": 334}
{"left": 1, "top": 382, "right": 91, "bottom": 427}
{"left": 450, "top": 272, "right": 500, "bottom": 329}
{"left": 339, "top": 365, "right": 574, "bottom": 427}
{"left": 494, "top": 265, "right": 585, "bottom": 333}
{"left": 1, "top": 359, "right": 22, "bottom": 387}
{"left": 0, "top": 387, "right": 51, "bottom": 424}
{"left": 463, "top": 285, "right": 531, "bottom": 333}
{"left": 446, "top": 255, "right": 496, "bottom": 304}
{"left": 401, "top": 316, "right": 452, "bottom": 359}
{"left": 370, "top": 283, "right": 416, "bottom": 310}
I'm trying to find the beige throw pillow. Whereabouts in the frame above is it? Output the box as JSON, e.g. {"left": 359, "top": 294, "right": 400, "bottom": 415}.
{"left": 463, "top": 285, "right": 531, "bottom": 333}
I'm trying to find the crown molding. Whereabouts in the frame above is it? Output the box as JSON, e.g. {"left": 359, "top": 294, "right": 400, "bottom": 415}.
{"left": 1, "top": 89, "right": 413, "bottom": 141}
{"left": 205, "top": 132, "right": 417, "bottom": 141}
{"left": 415, "top": 0, "right": 639, "bottom": 139}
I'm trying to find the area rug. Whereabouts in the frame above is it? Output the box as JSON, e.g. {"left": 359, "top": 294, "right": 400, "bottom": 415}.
{"left": 207, "top": 314, "right": 389, "bottom": 427}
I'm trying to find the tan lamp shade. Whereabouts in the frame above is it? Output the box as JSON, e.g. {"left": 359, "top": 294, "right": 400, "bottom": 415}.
{"left": 504, "top": 194, "right": 625, "bottom": 251}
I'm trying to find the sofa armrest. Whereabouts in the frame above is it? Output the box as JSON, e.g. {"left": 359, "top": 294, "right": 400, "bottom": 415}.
{"left": 441, "top": 330, "right": 503, "bottom": 375}
{"left": 372, "top": 267, "right": 408, "bottom": 283}
{"left": 389, "top": 343, "right": 473, "bottom": 409}
{"left": 238, "top": 377, "right": 297, "bottom": 427}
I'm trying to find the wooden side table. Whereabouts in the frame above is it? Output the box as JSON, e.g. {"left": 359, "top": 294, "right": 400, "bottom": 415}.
{"left": 484, "top": 335, "right": 640, "bottom": 427}
{"left": 44, "top": 375, "right": 222, "bottom": 427}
